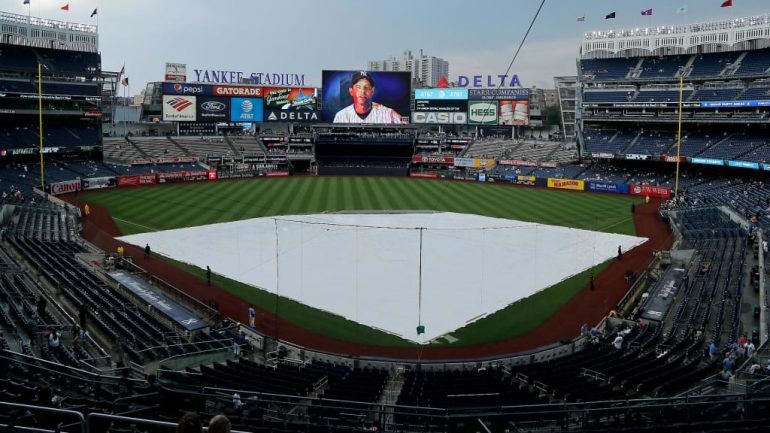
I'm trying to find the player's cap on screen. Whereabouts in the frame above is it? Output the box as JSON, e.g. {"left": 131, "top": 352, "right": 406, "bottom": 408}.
{"left": 351, "top": 71, "right": 375, "bottom": 87}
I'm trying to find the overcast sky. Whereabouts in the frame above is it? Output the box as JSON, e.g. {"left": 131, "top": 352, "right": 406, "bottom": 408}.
{"left": 8, "top": 0, "right": 770, "bottom": 93}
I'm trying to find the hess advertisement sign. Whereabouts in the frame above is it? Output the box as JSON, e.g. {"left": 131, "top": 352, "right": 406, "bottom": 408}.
{"left": 468, "top": 101, "right": 498, "bottom": 125}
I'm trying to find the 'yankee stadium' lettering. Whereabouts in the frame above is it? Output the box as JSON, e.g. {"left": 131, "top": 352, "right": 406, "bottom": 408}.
{"left": 193, "top": 69, "right": 305, "bottom": 86}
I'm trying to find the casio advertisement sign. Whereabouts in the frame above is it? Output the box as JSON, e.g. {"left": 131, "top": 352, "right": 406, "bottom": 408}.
{"left": 411, "top": 112, "right": 467, "bottom": 124}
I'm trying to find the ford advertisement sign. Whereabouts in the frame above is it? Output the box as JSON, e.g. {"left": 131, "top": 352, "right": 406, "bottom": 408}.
{"left": 196, "top": 97, "right": 229, "bottom": 121}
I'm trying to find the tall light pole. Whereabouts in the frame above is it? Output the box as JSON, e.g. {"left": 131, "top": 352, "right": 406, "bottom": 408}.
{"left": 38, "top": 63, "right": 45, "bottom": 190}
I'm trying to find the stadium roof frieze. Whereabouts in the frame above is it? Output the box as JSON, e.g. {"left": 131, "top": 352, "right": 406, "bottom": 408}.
{"left": 581, "top": 14, "right": 770, "bottom": 58}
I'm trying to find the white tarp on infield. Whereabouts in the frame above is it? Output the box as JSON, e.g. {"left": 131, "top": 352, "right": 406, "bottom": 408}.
{"left": 118, "top": 212, "right": 646, "bottom": 343}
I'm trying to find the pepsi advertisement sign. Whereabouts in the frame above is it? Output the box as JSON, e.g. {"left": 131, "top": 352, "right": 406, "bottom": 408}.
{"left": 230, "top": 98, "right": 263, "bottom": 122}
{"left": 162, "top": 82, "right": 210, "bottom": 95}
{"left": 196, "top": 97, "right": 229, "bottom": 121}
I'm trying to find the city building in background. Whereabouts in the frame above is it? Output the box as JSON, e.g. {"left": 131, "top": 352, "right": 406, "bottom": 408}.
{"left": 368, "top": 50, "right": 449, "bottom": 87}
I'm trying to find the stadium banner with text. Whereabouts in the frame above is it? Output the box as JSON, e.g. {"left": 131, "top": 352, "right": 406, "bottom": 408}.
{"left": 49, "top": 179, "right": 82, "bottom": 195}
{"left": 156, "top": 170, "right": 210, "bottom": 184}
{"left": 161, "top": 82, "right": 263, "bottom": 97}
{"left": 539, "top": 161, "right": 558, "bottom": 168}
{"left": 262, "top": 87, "right": 319, "bottom": 122}
{"left": 162, "top": 82, "right": 209, "bottom": 95}
{"left": 81, "top": 177, "right": 117, "bottom": 191}
{"left": 164, "top": 63, "right": 187, "bottom": 82}
{"left": 410, "top": 172, "right": 439, "bottom": 179}
{"left": 411, "top": 155, "right": 455, "bottom": 164}
{"left": 230, "top": 98, "right": 263, "bottom": 122}
{"left": 727, "top": 160, "right": 760, "bottom": 170}
{"left": 321, "top": 70, "right": 411, "bottom": 124}
{"left": 625, "top": 154, "right": 650, "bottom": 161}
{"left": 591, "top": 152, "right": 615, "bottom": 159}
{"left": 265, "top": 171, "right": 291, "bottom": 177}
{"left": 468, "top": 88, "right": 529, "bottom": 101}
{"left": 162, "top": 95, "right": 197, "bottom": 121}
{"left": 690, "top": 157, "right": 724, "bottom": 166}
{"left": 499, "top": 100, "right": 529, "bottom": 125}
{"left": 547, "top": 178, "right": 585, "bottom": 191}
{"left": 453, "top": 158, "right": 496, "bottom": 168}
{"left": 700, "top": 100, "right": 770, "bottom": 108}
{"left": 763, "top": 164, "right": 770, "bottom": 171}
{"left": 414, "top": 89, "right": 468, "bottom": 100}
{"left": 661, "top": 155, "right": 684, "bottom": 163}
{"left": 629, "top": 184, "right": 671, "bottom": 199}
{"left": 215, "top": 170, "right": 261, "bottom": 180}
{"left": 498, "top": 159, "right": 537, "bottom": 167}
{"left": 467, "top": 101, "right": 499, "bottom": 125}
{"left": 117, "top": 174, "right": 157, "bottom": 187}
{"left": 502, "top": 174, "right": 536, "bottom": 186}
{"left": 586, "top": 180, "right": 629, "bottom": 195}
{"left": 412, "top": 98, "right": 467, "bottom": 124}
{"left": 196, "top": 97, "right": 230, "bottom": 121}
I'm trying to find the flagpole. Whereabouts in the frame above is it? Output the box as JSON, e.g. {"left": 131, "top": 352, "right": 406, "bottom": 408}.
{"left": 674, "top": 72, "right": 684, "bottom": 198}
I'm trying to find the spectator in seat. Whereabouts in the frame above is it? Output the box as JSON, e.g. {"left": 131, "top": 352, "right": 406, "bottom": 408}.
{"left": 177, "top": 412, "right": 202, "bottom": 433}
{"left": 208, "top": 415, "right": 231, "bottom": 433}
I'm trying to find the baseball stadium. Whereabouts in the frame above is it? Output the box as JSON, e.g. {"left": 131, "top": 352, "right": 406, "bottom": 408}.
{"left": 1, "top": 2, "right": 770, "bottom": 433}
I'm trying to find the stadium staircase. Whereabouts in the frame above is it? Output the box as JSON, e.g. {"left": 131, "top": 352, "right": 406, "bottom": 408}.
{"left": 222, "top": 134, "right": 241, "bottom": 156}
{"left": 619, "top": 131, "right": 642, "bottom": 154}
{"left": 125, "top": 137, "right": 151, "bottom": 159}
{"left": 628, "top": 58, "right": 645, "bottom": 79}
{"left": 165, "top": 136, "right": 194, "bottom": 157}
{"left": 727, "top": 51, "right": 750, "bottom": 76}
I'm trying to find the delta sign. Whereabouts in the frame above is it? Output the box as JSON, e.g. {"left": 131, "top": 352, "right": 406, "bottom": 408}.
{"left": 455, "top": 74, "right": 522, "bottom": 88}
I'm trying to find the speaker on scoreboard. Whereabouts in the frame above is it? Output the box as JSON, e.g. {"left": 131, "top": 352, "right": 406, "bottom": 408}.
{"left": 416, "top": 324, "right": 425, "bottom": 335}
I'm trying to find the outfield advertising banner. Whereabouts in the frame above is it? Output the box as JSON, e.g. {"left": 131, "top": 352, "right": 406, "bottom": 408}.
{"left": 117, "top": 174, "right": 157, "bottom": 187}
{"left": 412, "top": 111, "right": 467, "bottom": 124}
{"left": 586, "top": 181, "right": 629, "bottom": 194}
{"left": 410, "top": 172, "right": 438, "bottom": 179}
{"left": 454, "top": 158, "right": 496, "bottom": 168}
{"left": 412, "top": 98, "right": 468, "bottom": 124}
{"left": 468, "top": 101, "right": 499, "bottom": 125}
{"left": 82, "top": 177, "right": 117, "bottom": 191}
{"left": 547, "top": 178, "right": 585, "bottom": 191}
{"left": 162, "top": 95, "right": 197, "bottom": 121}
{"left": 414, "top": 89, "right": 468, "bottom": 100}
{"left": 262, "top": 87, "right": 319, "bottom": 122}
{"left": 629, "top": 184, "right": 671, "bottom": 199}
{"left": 157, "top": 170, "right": 210, "bottom": 184}
{"left": 230, "top": 98, "right": 263, "bottom": 122}
{"left": 196, "top": 97, "right": 230, "bottom": 121}
{"left": 691, "top": 157, "right": 724, "bottom": 166}
{"left": 321, "top": 70, "right": 411, "bottom": 124}
{"left": 49, "top": 179, "right": 81, "bottom": 195}
{"left": 412, "top": 155, "right": 455, "bottom": 164}
{"left": 501, "top": 175, "right": 536, "bottom": 185}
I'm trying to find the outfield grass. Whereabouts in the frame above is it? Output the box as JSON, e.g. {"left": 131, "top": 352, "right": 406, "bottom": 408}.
{"left": 83, "top": 177, "right": 640, "bottom": 347}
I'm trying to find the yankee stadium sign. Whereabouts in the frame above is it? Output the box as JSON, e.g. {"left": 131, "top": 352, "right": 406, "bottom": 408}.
{"left": 193, "top": 69, "right": 306, "bottom": 86}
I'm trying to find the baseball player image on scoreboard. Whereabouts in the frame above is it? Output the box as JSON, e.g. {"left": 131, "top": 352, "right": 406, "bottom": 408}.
{"left": 333, "top": 71, "right": 402, "bottom": 124}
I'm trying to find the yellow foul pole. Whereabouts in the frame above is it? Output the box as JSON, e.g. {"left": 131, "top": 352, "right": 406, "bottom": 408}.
{"left": 38, "top": 63, "right": 45, "bottom": 190}
{"left": 674, "top": 72, "right": 684, "bottom": 197}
